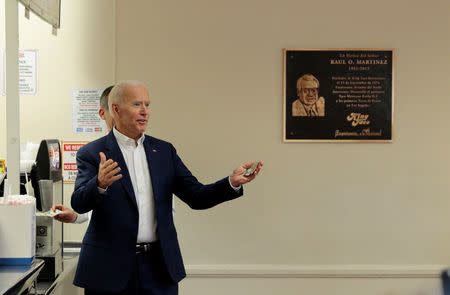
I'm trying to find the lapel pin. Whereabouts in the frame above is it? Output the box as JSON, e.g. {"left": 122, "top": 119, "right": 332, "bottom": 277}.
{"left": 152, "top": 149, "right": 157, "bottom": 152}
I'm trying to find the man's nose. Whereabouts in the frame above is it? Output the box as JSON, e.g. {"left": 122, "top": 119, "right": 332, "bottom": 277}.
{"left": 140, "top": 105, "right": 149, "bottom": 114}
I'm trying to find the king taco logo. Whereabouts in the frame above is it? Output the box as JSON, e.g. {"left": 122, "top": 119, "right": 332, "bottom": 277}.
{"left": 346, "top": 113, "right": 370, "bottom": 127}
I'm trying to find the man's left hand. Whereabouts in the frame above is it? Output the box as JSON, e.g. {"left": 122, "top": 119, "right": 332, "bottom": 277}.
{"left": 230, "top": 161, "right": 264, "bottom": 187}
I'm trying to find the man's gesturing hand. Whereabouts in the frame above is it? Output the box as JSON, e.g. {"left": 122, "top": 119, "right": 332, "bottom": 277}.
{"left": 97, "top": 152, "right": 122, "bottom": 189}
{"left": 229, "top": 161, "right": 263, "bottom": 187}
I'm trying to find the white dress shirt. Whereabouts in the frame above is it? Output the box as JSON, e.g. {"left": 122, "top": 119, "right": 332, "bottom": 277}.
{"left": 74, "top": 211, "right": 90, "bottom": 224}
{"left": 113, "top": 128, "right": 157, "bottom": 243}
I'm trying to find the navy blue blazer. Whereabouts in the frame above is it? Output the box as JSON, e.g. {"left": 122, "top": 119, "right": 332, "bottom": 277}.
{"left": 71, "top": 131, "right": 243, "bottom": 292}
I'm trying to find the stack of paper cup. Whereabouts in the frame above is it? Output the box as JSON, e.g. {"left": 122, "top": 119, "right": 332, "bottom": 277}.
{"left": 0, "top": 195, "right": 36, "bottom": 265}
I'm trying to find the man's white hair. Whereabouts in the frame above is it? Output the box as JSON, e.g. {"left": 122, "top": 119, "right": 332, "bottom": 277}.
{"left": 108, "top": 80, "right": 147, "bottom": 118}
{"left": 296, "top": 74, "right": 319, "bottom": 91}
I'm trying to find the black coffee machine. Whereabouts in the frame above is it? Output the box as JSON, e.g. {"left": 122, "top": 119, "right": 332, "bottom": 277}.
{"left": 33, "top": 139, "right": 64, "bottom": 281}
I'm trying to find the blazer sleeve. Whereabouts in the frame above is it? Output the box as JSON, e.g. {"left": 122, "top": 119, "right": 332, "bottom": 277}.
{"left": 71, "top": 146, "right": 108, "bottom": 214}
{"left": 170, "top": 144, "right": 243, "bottom": 210}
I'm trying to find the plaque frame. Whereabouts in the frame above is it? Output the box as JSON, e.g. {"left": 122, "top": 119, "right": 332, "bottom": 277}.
{"left": 283, "top": 48, "right": 394, "bottom": 142}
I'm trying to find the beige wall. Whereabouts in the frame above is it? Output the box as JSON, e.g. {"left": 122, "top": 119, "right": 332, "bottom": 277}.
{"left": 1, "top": 0, "right": 449, "bottom": 294}
{"left": 0, "top": 0, "right": 115, "bottom": 240}
{"left": 115, "top": 0, "right": 450, "bottom": 294}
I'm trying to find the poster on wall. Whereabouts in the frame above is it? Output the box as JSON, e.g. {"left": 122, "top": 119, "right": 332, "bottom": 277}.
{"left": 1, "top": 50, "right": 38, "bottom": 95}
{"left": 72, "top": 88, "right": 107, "bottom": 134}
{"left": 19, "top": 50, "right": 38, "bottom": 95}
{"left": 283, "top": 48, "right": 393, "bottom": 142}
{"left": 62, "top": 141, "right": 88, "bottom": 182}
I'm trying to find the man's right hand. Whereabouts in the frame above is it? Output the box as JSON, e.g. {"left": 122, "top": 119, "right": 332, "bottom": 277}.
{"left": 97, "top": 152, "right": 122, "bottom": 189}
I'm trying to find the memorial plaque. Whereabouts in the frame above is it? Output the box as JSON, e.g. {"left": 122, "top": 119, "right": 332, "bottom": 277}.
{"left": 283, "top": 49, "right": 393, "bottom": 142}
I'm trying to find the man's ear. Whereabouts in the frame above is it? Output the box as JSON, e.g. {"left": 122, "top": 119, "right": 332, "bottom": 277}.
{"left": 113, "top": 104, "right": 119, "bottom": 116}
{"left": 98, "top": 108, "right": 105, "bottom": 119}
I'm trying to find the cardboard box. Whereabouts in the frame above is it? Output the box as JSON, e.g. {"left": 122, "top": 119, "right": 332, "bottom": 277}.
{"left": 0, "top": 196, "right": 36, "bottom": 265}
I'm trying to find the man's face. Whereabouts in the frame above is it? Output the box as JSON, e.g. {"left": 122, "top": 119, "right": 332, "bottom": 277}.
{"left": 298, "top": 80, "right": 319, "bottom": 106}
{"left": 112, "top": 85, "right": 150, "bottom": 140}
{"left": 98, "top": 107, "right": 114, "bottom": 132}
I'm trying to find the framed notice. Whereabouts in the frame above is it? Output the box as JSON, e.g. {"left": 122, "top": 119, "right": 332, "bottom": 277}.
{"left": 0, "top": 50, "right": 38, "bottom": 95}
{"left": 19, "top": 50, "right": 38, "bottom": 95}
{"left": 283, "top": 49, "right": 393, "bottom": 142}
{"left": 72, "top": 88, "right": 106, "bottom": 134}
{"left": 62, "top": 141, "right": 88, "bottom": 182}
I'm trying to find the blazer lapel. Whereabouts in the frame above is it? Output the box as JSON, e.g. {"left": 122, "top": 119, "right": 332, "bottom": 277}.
{"left": 105, "top": 131, "right": 138, "bottom": 210}
{"left": 143, "top": 136, "right": 160, "bottom": 201}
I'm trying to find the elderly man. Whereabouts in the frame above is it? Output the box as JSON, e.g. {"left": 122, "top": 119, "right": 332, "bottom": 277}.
{"left": 292, "top": 74, "right": 325, "bottom": 117}
{"left": 71, "top": 80, "right": 263, "bottom": 295}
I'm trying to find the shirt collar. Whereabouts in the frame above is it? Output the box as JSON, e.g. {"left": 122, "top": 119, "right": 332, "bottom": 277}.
{"left": 303, "top": 103, "right": 317, "bottom": 112}
{"left": 303, "top": 103, "right": 313, "bottom": 110}
{"left": 113, "top": 127, "right": 145, "bottom": 148}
